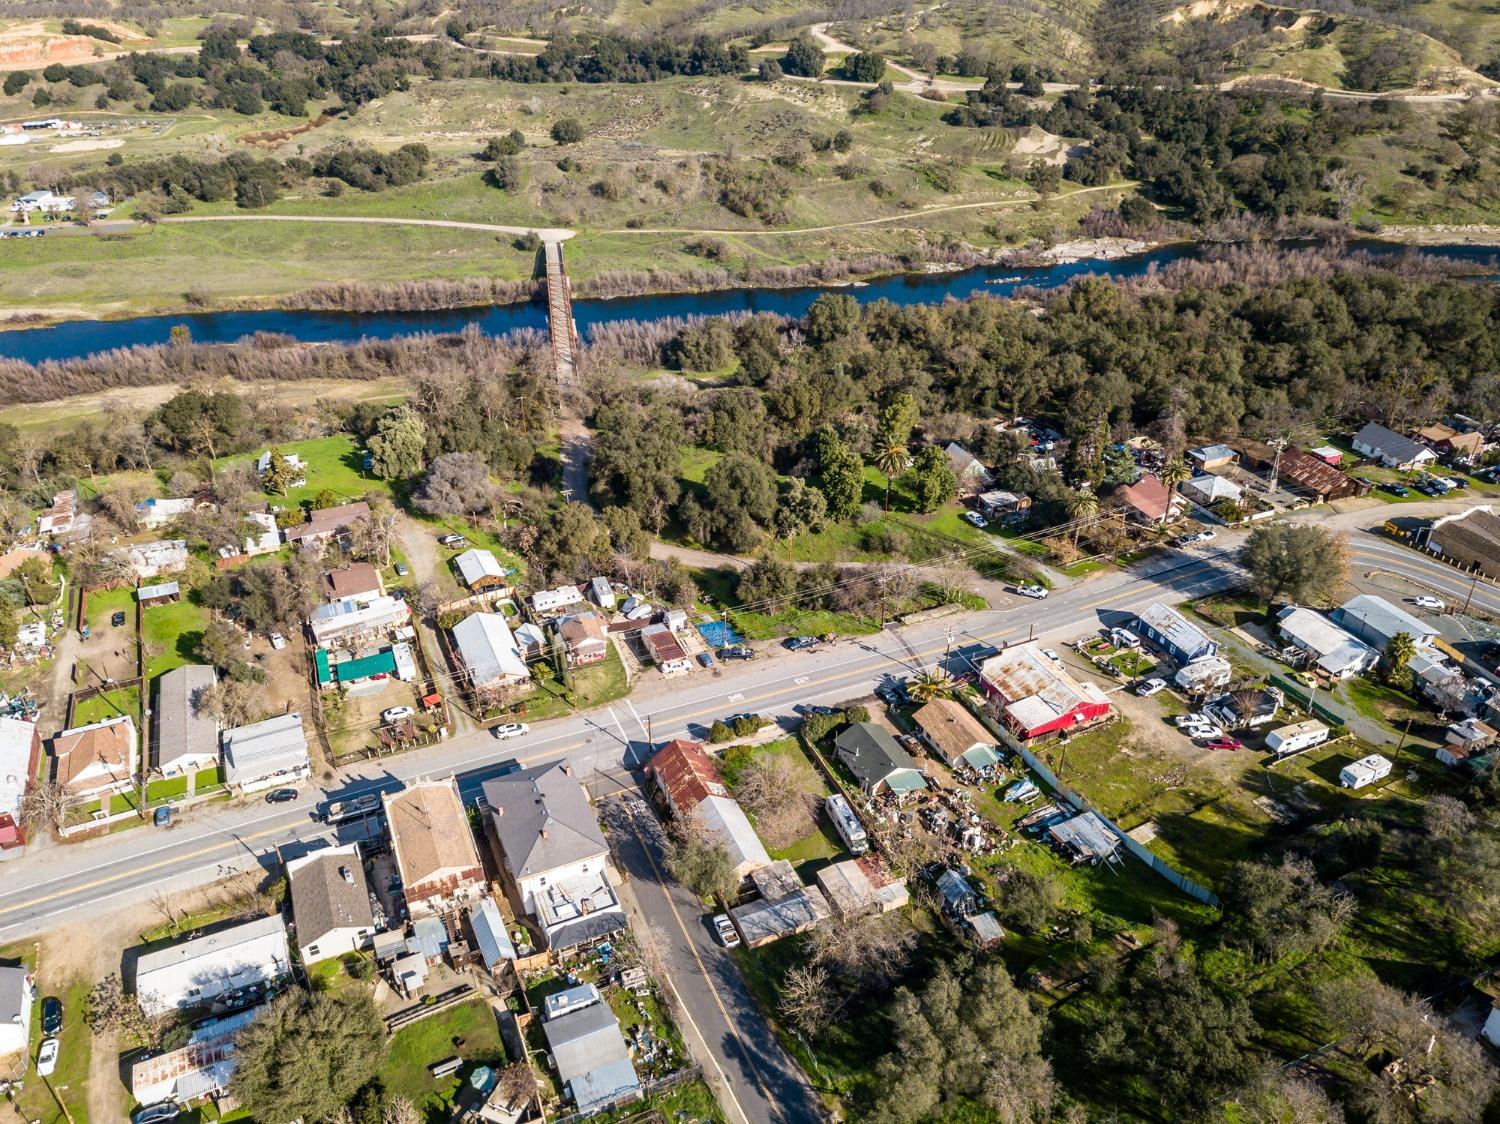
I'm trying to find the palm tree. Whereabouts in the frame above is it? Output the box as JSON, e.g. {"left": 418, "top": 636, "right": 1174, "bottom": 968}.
{"left": 906, "top": 668, "right": 952, "bottom": 703}
{"left": 1067, "top": 491, "right": 1099, "bottom": 547}
{"left": 873, "top": 441, "right": 912, "bottom": 511}
{"left": 1382, "top": 631, "right": 1417, "bottom": 687}
{"left": 1160, "top": 456, "right": 1191, "bottom": 526}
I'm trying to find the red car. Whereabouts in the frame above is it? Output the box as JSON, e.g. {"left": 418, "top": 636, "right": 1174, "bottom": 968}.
{"left": 1206, "top": 738, "right": 1242, "bottom": 752}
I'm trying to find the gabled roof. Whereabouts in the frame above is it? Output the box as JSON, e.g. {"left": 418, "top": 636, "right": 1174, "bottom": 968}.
{"left": 483, "top": 760, "right": 608, "bottom": 879}
{"left": 646, "top": 739, "right": 726, "bottom": 815}
{"left": 834, "top": 723, "right": 925, "bottom": 792}
{"left": 454, "top": 548, "right": 505, "bottom": 588}
{"left": 383, "top": 780, "right": 481, "bottom": 887}
{"left": 155, "top": 664, "right": 218, "bottom": 769}
{"left": 284, "top": 501, "right": 370, "bottom": 542}
{"left": 1116, "top": 473, "right": 1171, "bottom": 520}
{"left": 980, "top": 643, "right": 1110, "bottom": 730}
{"left": 911, "top": 698, "right": 994, "bottom": 766}
{"left": 287, "top": 843, "right": 374, "bottom": 942}
{"left": 559, "top": 612, "right": 608, "bottom": 647}
{"left": 1354, "top": 421, "right": 1430, "bottom": 464}
{"left": 51, "top": 715, "right": 135, "bottom": 790}
{"left": 1332, "top": 594, "right": 1437, "bottom": 648}
{"left": 452, "top": 612, "right": 529, "bottom": 686}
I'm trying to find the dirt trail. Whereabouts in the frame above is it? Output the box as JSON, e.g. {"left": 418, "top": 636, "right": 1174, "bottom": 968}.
{"left": 160, "top": 214, "right": 576, "bottom": 240}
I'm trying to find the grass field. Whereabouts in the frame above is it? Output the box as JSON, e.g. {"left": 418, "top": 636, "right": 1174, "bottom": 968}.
{"left": 71, "top": 684, "right": 139, "bottom": 727}
{"left": 217, "top": 434, "right": 387, "bottom": 508}
{"left": 380, "top": 998, "right": 506, "bottom": 1117}
{"left": 143, "top": 597, "right": 210, "bottom": 681}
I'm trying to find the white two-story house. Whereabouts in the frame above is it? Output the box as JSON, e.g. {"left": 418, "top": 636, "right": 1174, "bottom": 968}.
{"left": 481, "top": 761, "right": 626, "bottom": 951}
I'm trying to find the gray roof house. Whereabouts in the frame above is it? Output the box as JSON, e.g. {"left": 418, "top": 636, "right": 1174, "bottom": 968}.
{"left": 286, "top": 844, "right": 376, "bottom": 966}
{"left": 834, "top": 723, "right": 928, "bottom": 797}
{"left": 1351, "top": 422, "right": 1437, "bottom": 470}
{"left": 154, "top": 665, "right": 219, "bottom": 776}
{"left": 0, "top": 964, "right": 32, "bottom": 1059}
{"left": 481, "top": 761, "right": 626, "bottom": 949}
{"left": 1331, "top": 595, "right": 1438, "bottom": 652}
{"left": 541, "top": 986, "right": 642, "bottom": 1115}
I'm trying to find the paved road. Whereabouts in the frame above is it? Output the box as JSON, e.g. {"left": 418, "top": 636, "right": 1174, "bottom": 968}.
{"left": 604, "top": 792, "right": 824, "bottom": 1124}
{"left": 0, "top": 545, "right": 1243, "bottom": 940}
{"left": 1348, "top": 535, "right": 1500, "bottom": 618}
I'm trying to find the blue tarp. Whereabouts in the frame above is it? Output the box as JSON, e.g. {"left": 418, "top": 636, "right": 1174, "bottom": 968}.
{"left": 696, "top": 621, "right": 744, "bottom": 649}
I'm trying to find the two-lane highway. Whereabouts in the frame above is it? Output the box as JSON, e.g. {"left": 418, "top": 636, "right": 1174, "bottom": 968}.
{"left": 0, "top": 546, "right": 1244, "bottom": 940}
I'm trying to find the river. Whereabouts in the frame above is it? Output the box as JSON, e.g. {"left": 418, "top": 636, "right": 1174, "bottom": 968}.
{"left": 1, "top": 239, "right": 1496, "bottom": 365}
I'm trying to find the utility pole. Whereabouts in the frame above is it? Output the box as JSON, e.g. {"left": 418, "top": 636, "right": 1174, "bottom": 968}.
{"left": 1267, "top": 435, "right": 1288, "bottom": 494}
{"left": 1464, "top": 573, "right": 1479, "bottom": 614}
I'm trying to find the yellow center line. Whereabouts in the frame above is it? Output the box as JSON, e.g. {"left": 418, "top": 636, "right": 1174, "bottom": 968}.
{"left": 3, "top": 563, "right": 1218, "bottom": 923}
{"left": 617, "top": 805, "right": 787, "bottom": 1123}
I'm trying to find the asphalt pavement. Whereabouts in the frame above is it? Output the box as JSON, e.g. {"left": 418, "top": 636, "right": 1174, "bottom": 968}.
{"left": 604, "top": 792, "right": 825, "bottom": 1124}
{"left": 0, "top": 544, "right": 1244, "bottom": 940}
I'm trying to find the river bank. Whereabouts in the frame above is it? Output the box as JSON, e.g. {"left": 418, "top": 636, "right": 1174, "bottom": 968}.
{"left": 0, "top": 234, "right": 1495, "bottom": 365}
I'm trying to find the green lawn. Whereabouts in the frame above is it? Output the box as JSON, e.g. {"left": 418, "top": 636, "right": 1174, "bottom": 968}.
{"left": 143, "top": 597, "right": 211, "bottom": 681}
{"left": 71, "top": 685, "right": 140, "bottom": 727}
{"left": 380, "top": 998, "right": 507, "bottom": 1118}
{"left": 0, "top": 948, "right": 97, "bottom": 1124}
{"left": 512, "top": 646, "right": 630, "bottom": 722}
{"left": 146, "top": 774, "right": 189, "bottom": 801}
{"left": 217, "top": 434, "right": 389, "bottom": 508}
{"left": 84, "top": 585, "right": 135, "bottom": 633}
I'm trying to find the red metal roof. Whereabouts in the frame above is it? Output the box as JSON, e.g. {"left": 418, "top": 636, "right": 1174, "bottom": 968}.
{"left": 646, "top": 739, "right": 727, "bottom": 816}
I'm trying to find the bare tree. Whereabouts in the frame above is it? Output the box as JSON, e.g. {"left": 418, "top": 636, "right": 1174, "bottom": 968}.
{"left": 150, "top": 889, "right": 184, "bottom": 936}
{"left": 730, "top": 754, "right": 817, "bottom": 850}
{"left": 85, "top": 972, "right": 159, "bottom": 1048}
{"left": 496, "top": 1062, "right": 538, "bottom": 1110}
{"left": 805, "top": 911, "right": 918, "bottom": 997}
{"left": 350, "top": 496, "right": 400, "bottom": 567}
{"left": 383, "top": 1097, "right": 423, "bottom": 1124}
{"left": 19, "top": 780, "right": 78, "bottom": 831}
{"left": 201, "top": 678, "right": 266, "bottom": 728}
{"left": 779, "top": 963, "right": 839, "bottom": 1037}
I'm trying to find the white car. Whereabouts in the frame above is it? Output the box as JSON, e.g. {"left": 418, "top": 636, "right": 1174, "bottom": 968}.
{"left": 962, "top": 511, "right": 988, "bottom": 529}
{"left": 1136, "top": 678, "right": 1168, "bottom": 697}
{"left": 1412, "top": 596, "right": 1445, "bottom": 612}
{"left": 1016, "top": 583, "right": 1049, "bottom": 600}
{"left": 37, "top": 1038, "right": 59, "bottom": 1077}
{"left": 1188, "top": 530, "right": 1217, "bottom": 544}
{"left": 493, "top": 722, "right": 529, "bottom": 740}
{"left": 713, "top": 914, "right": 740, "bottom": 948}
{"left": 269, "top": 632, "right": 287, "bottom": 650}
{"left": 1174, "top": 712, "right": 1210, "bottom": 728}
{"left": 1042, "top": 648, "right": 1061, "bottom": 662}
{"left": 382, "top": 706, "right": 415, "bottom": 724}
{"left": 1184, "top": 724, "right": 1225, "bottom": 741}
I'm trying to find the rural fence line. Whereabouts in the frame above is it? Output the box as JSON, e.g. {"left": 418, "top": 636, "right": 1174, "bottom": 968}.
{"left": 962, "top": 697, "right": 1223, "bottom": 909}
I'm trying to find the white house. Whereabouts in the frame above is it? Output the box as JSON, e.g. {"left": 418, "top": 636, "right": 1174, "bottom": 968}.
{"left": 531, "top": 585, "right": 586, "bottom": 615}
{"left": 135, "top": 497, "right": 202, "bottom": 530}
{"left": 307, "top": 594, "right": 409, "bottom": 646}
{"left": 134, "top": 915, "right": 291, "bottom": 1016}
{"left": 255, "top": 450, "right": 306, "bottom": 486}
{"left": 119, "top": 539, "right": 189, "bottom": 580}
{"left": 1276, "top": 606, "right": 1377, "bottom": 679}
{"left": 11, "top": 189, "right": 78, "bottom": 214}
{"left": 241, "top": 511, "right": 281, "bottom": 557}
{"left": 481, "top": 761, "right": 627, "bottom": 950}
{"left": 154, "top": 665, "right": 220, "bottom": 776}
{"left": 0, "top": 965, "right": 33, "bottom": 1059}
{"left": 1181, "top": 474, "right": 1242, "bottom": 507}
{"left": 589, "top": 576, "right": 616, "bottom": 611}
{"left": 452, "top": 612, "right": 531, "bottom": 692}
{"left": 50, "top": 715, "right": 137, "bottom": 796}
{"left": 1331, "top": 595, "right": 1438, "bottom": 652}
{"left": 1351, "top": 422, "right": 1437, "bottom": 471}
{"left": 221, "top": 713, "right": 310, "bottom": 793}
{"left": 1173, "top": 656, "right": 1232, "bottom": 695}
{"left": 286, "top": 844, "right": 376, "bottom": 965}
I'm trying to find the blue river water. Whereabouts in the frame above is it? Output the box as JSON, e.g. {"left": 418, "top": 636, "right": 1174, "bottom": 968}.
{"left": 0, "top": 239, "right": 1495, "bottom": 365}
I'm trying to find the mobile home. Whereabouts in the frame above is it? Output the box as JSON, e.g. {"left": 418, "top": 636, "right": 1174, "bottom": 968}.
{"left": 1265, "top": 720, "right": 1329, "bottom": 758}
{"left": 826, "top": 794, "right": 868, "bottom": 854}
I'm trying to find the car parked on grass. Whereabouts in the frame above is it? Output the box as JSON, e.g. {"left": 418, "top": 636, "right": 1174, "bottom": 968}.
{"left": 493, "top": 722, "right": 529, "bottom": 740}
{"left": 265, "top": 788, "right": 299, "bottom": 804}
{"left": 713, "top": 914, "right": 740, "bottom": 948}
{"left": 1136, "top": 678, "right": 1168, "bottom": 697}
{"left": 1016, "top": 583, "right": 1048, "bottom": 600}
{"left": 961, "top": 511, "right": 988, "bottom": 529}
{"left": 1412, "top": 596, "right": 1445, "bottom": 611}
{"left": 36, "top": 1038, "right": 58, "bottom": 1077}
{"left": 382, "top": 706, "right": 415, "bottom": 724}
{"left": 1446, "top": 476, "right": 1469, "bottom": 490}
{"left": 111, "top": 610, "right": 126, "bottom": 627}
{"left": 438, "top": 533, "right": 468, "bottom": 547}
{"left": 41, "top": 996, "right": 62, "bottom": 1036}
{"left": 394, "top": 562, "right": 410, "bottom": 577}
{"left": 1380, "top": 482, "right": 1410, "bottom": 497}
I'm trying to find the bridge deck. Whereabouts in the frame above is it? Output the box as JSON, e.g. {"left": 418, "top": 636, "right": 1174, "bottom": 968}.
{"left": 543, "top": 240, "right": 579, "bottom": 386}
